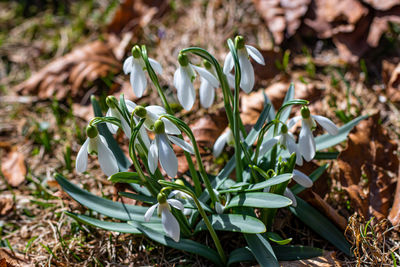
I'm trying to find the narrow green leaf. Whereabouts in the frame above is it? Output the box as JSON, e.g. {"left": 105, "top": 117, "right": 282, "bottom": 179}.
{"left": 265, "top": 232, "right": 292, "bottom": 245}
{"left": 290, "top": 196, "right": 352, "bottom": 256}
{"left": 244, "top": 233, "right": 279, "bottom": 267}
{"left": 226, "top": 192, "right": 292, "bottom": 209}
{"left": 315, "top": 114, "right": 368, "bottom": 150}
{"left": 227, "top": 247, "right": 255, "bottom": 266}
{"left": 314, "top": 151, "right": 339, "bottom": 159}
{"left": 129, "top": 221, "right": 224, "bottom": 266}
{"left": 291, "top": 164, "right": 329, "bottom": 195}
{"left": 55, "top": 174, "right": 160, "bottom": 222}
{"left": 195, "top": 214, "right": 266, "bottom": 234}
{"left": 273, "top": 245, "right": 324, "bottom": 260}
{"left": 91, "top": 96, "right": 130, "bottom": 171}
{"left": 246, "top": 173, "right": 292, "bottom": 192}
{"left": 108, "top": 172, "right": 143, "bottom": 184}
{"left": 118, "top": 192, "right": 156, "bottom": 204}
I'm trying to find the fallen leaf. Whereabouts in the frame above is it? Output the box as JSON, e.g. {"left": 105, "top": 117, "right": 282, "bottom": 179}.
{"left": 362, "top": 0, "right": 400, "bottom": 11}
{"left": 0, "top": 198, "right": 14, "bottom": 216}
{"left": 386, "top": 61, "right": 400, "bottom": 103}
{"left": 1, "top": 150, "right": 26, "bottom": 187}
{"left": 337, "top": 113, "right": 399, "bottom": 220}
{"left": 280, "top": 251, "right": 341, "bottom": 266}
{"left": 0, "top": 248, "right": 32, "bottom": 267}
{"left": 367, "top": 7, "right": 400, "bottom": 47}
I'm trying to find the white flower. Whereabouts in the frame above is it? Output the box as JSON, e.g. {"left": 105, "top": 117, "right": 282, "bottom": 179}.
{"left": 144, "top": 194, "right": 184, "bottom": 242}
{"left": 147, "top": 120, "right": 194, "bottom": 178}
{"left": 287, "top": 107, "right": 339, "bottom": 161}
{"left": 139, "top": 105, "right": 181, "bottom": 135}
{"left": 123, "top": 46, "right": 163, "bottom": 98}
{"left": 213, "top": 189, "right": 230, "bottom": 214}
{"left": 105, "top": 97, "right": 150, "bottom": 148}
{"left": 223, "top": 37, "right": 265, "bottom": 93}
{"left": 259, "top": 125, "right": 303, "bottom": 166}
{"left": 213, "top": 128, "right": 235, "bottom": 157}
{"left": 292, "top": 169, "right": 313, "bottom": 188}
{"left": 174, "top": 53, "right": 219, "bottom": 110}
{"left": 76, "top": 125, "right": 118, "bottom": 176}
{"left": 284, "top": 188, "right": 297, "bottom": 207}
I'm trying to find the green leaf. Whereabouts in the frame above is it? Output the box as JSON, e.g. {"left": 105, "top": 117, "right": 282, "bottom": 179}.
{"left": 55, "top": 174, "right": 160, "bottom": 222}
{"left": 314, "top": 151, "right": 339, "bottom": 159}
{"left": 129, "top": 221, "right": 224, "bottom": 266}
{"left": 108, "top": 172, "right": 144, "bottom": 184}
{"left": 244, "top": 233, "right": 279, "bottom": 267}
{"left": 290, "top": 196, "right": 352, "bottom": 256}
{"left": 91, "top": 96, "right": 131, "bottom": 171}
{"left": 265, "top": 232, "right": 292, "bottom": 245}
{"left": 315, "top": 114, "right": 368, "bottom": 150}
{"left": 226, "top": 192, "right": 292, "bottom": 209}
{"left": 227, "top": 247, "right": 255, "bottom": 266}
{"left": 291, "top": 164, "right": 329, "bottom": 195}
{"left": 273, "top": 245, "right": 324, "bottom": 261}
{"left": 195, "top": 214, "right": 266, "bottom": 234}
{"left": 118, "top": 192, "right": 156, "bottom": 204}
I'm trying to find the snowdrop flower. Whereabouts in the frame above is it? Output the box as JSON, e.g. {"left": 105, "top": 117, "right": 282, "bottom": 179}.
{"left": 105, "top": 96, "right": 150, "bottom": 148}
{"left": 284, "top": 188, "right": 297, "bottom": 207}
{"left": 174, "top": 53, "right": 219, "bottom": 110}
{"left": 199, "top": 60, "right": 219, "bottom": 108}
{"left": 287, "top": 106, "right": 339, "bottom": 162}
{"left": 144, "top": 192, "right": 184, "bottom": 242}
{"left": 169, "top": 179, "right": 192, "bottom": 200}
{"left": 76, "top": 125, "right": 118, "bottom": 176}
{"left": 147, "top": 119, "right": 194, "bottom": 178}
{"left": 123, "top": 45, "right": 163, "bottom": 98}
{"left": 213, "top": 128, "right": 235, "bottom": 157}
{"left": 223, "top": 36, "right": 265, "bottom": 93}
{"left": 292, "top": 169, "right": 313, "bottom": 188}
{"left": 213, "top": 189, "right": 230, "bottom": 214}
{"left": 259, "top": 124, "right": 303, "bottom": 165}
{"left": 134, "top": 105, "right": 180, "bottom": 136}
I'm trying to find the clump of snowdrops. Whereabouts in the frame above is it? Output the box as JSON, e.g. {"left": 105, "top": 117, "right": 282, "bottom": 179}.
{"left": 56, "top": 36, "right": 366, "bottom": 266}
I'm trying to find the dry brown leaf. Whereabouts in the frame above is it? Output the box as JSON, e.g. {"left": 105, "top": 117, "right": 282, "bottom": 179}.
{"left": 253, "top": 0, "right": 310, "bottom": 45}
{"left": 14, "top": 40, "right": 120, "bottom": 101}
{"left": 338, "top": 113, "right": 399, "bottom": 220}
{"left": 280, "top": 251, "right": 341, "bottom": 266}
{"left": 1, "top": 150, "right": 26, "bottom": 187}
{"left": 0, "top": 248, "right": 32, "bottom": 267}
{"left": 386, "top": 60, "right": 400, "bottom": 103}
{"left": 367, "top": 7, "right": 400, "bottom": 47}
{"left": 362, "top": 0, "right": 400, "bottom": 11}
{"left": 0, "top": 198, "right": 14, "bottom": 216}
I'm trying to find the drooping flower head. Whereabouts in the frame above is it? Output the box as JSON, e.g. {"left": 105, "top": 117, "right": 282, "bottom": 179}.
{"left": 199, "top": 60, "right": 218, "bottom": 108}
{"left": 76, "top": 124, "right": 118, "bottom": 176}
{"left": 123, "top": 45, "right": 163, "bottom": 98}
{"left": 288, "top": 106, "right": 339, "bottom": 162}
{"left": 213, "top": 128, "right": 235, "bottom": 158}
{"left": 174, "top": 53, "right": 219, "bottom": 110}
{"left": 223, "top": 36, "right": 265, "bottom": 93}
{"left": 144, "top": 192, "right": 184, "bottom": 242}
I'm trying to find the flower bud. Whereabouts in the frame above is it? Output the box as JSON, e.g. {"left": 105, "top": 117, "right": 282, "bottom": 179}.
{"left": 178, "top": 53, "right": 189, "bottom": 67}
{"left": 157, "top": 192, "right": 167, "bottom": 204}
{"left": 86, "top": 125, "right": 98, "bottom": 138}
{"left": 133, "top": 106, "right": 147, "bottom": 118}
{"left": 300, "top": 106, "right": 311, "bottom": 119}
{"left": 175, "top": 179, "right": 185, "bottom": 186}
{"left": 106, "top": 96, "right": 118, "bottom": 109}
{"left": 281, "top": 124, "right": 288, "bottom": 134}
{"left": 154, "top": 119, "right": 165, "bottom": 134}
{"left": 235, "top": 36, "right": 245, "bottom": 49}
{"left": 131, "top": 45, "right": 141, "bottom": 58}
{"left": 203, "top": 60, "right": 212, "bottom": 70}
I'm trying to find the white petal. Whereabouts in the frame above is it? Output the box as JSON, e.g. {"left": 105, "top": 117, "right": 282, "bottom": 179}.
{"left": 293, "top": 169, "right": 313, "bottom": 188}
{"left": 299, "top": 124, "right": 316, "bottom": 161}
{"left": 123, "top": 56, "right": 133, "bottom": 74}
{"left": 168, "top": 135, "right": 194, "bottom": 154}
{"left": 138, "top": 122, "right": 150, "bottom": 148}
{"left": 146, "top": 105, "right": 166, "bottom": 115}
{"left": 148, "top": 58, "right": 163, "bottom": 74}
{"left": 148, "top": 139, "right": 158, "bottom": 174}
{"left": 213, "top": 132, "right": 229, "bottom": 157}
{"left": 226, "top": 72, "right": 235, "bottom": 89}
{"left": 245, "top": 45, "right": 265, "bottom": 65}
{"left": 176, "top": 67, "right": 195, "bottom": 110}
{"left": 223, "top": 52, "right": 234, "bottom": 74}
{"left": 312, "top": 115, "right": 339, "bottom": 135}
{"left": 125, "top": 100, "right": 137, "bottom": 113}
{"left": 238, "top": 51, "right": 255, "bottom": 93}
{"left": 161, "top": 118, "right": 181, "bottom": 135}
{"left": 97, "top": 136, "right": 119, "bottom": 176}
{"left": 106, "top": 108, "right": 118, "bottom": 134}
{"left": 215, "top": 201, "right": 224, "bottom": 214}
{"left": 121, "top": 117, "right": 132, "bottom": 138}
{"left": 259, "top": 137, "right": 279, "bottom": 156}
{"left": 131, "top": 61, "right": 147, "bottom": 98}
{"left": 167, "top": 199, "right": 184, "bottom": 211}
{"left": 144, "top": 203, "right": 158, "bottom": 222}
{"left": 284, "top": 188, "right": 297, "bottom": 207}
{"left": 287, "top": 116, "right": 302, "bottom": 129}
{"left": 76, "top": 138, "right": 89, "bottom": 173}
{"left": 199, "top": 77, "right": 215, "bottom": 108}
{"left": 286, "top": 133, "right": 303, "bottom": 166}
{"left": 192, "top": 64, "right": 219, "bottom": 88}
{"left": 157, "top": 134, "right": 178, "bottom": 178}
{"left": 161, "top": 208, "right": 180, "bottom": 242}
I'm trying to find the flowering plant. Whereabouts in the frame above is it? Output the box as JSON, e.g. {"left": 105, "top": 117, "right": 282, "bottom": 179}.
{"left": 56, "top": 36, "right": 367, "bottom": 266}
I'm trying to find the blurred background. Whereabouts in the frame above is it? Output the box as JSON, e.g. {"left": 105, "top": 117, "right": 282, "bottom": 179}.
{"left": 0, "top": 0, "right": 400, "bottom": 265}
